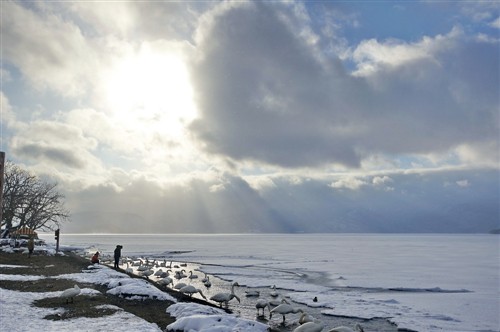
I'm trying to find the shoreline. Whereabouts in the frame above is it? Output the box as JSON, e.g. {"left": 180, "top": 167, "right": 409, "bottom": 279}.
{"left": 1, "top": 247, "right": 408, "bottom": 331}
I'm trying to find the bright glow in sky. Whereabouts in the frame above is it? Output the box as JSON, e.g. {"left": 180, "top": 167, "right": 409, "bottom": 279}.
{"left": 1, "top": 1, "right": 498, "bottom": 233}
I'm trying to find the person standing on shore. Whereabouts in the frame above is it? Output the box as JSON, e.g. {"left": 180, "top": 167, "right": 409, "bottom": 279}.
{"left": 114, "top": 245, "right": 122, "bottom": 269}
{"left": 27, "top": 237, "right": 35, "bottom": 258}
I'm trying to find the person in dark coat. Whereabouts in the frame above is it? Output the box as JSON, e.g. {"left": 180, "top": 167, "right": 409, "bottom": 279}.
{"left": 114, "top": 245, "right": 123, "bottom": 269}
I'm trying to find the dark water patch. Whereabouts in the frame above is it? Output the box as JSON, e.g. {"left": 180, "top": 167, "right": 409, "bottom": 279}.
{"left": 388, "top": 287, "right": 472, "bottom": 293}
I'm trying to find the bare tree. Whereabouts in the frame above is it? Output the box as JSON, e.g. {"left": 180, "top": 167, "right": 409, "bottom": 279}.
{"left": 1, "top": 161, "right": 69, "bottom": 233}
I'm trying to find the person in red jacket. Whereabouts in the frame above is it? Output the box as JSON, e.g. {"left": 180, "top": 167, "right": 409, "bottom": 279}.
{"left": 91, "top": 251, "right": 100, "bottom": 264}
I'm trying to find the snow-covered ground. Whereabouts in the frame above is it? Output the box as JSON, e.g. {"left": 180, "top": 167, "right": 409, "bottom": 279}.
{"left": 0, "top": 248, "right": 268, "bottom": 332}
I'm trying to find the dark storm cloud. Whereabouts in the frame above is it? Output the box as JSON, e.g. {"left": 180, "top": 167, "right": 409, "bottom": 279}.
{"left": 189, "top": 2, "right": 499, "bottom": 168}
{"left": 14, "top": 143, "right": 87, "bottom": 169}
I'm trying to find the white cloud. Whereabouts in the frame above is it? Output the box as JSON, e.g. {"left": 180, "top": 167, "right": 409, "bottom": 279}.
{"left": 455, "top": 142, "right": 500, "bottom": 168}
{"left": 490, "top": 16, "right": 500, "bottom": 28}
{"left": 1, "top": 2, "right": 100, "bottom": 97}
{"left": 372, "top": 175, "right": 393, "bottom": 186}
{"left": 456, "top": 179, "right": 470, "bottom": 187}
{"left": 245, "top": 176, "right": 277, "bottom": 192}
{"left": 351, "top": 27, "right": 461, "bottom": 77}
{"left": 330, "top": 177, "right": 367, "bottom": 190}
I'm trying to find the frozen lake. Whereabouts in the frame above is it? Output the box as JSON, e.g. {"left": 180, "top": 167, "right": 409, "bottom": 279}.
{"left": 40, "top": 233, "right": 500, "bottom": 331}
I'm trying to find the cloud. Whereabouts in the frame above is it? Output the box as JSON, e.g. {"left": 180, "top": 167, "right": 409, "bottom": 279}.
{"left": 189, "top": 2, "right": 499, "bottom": 169}
{"left": 62, "top": 168, "right": 498, "bottom": 233}
{"left": 351, "top": 27, "right": 461, "bottom": 77}
{"left": 490, "top": 16, "right": 500, "bottom": 28}
{"left": 330, "top": 177, "right": 367, "bottom": 190}
{"left": 1, "top": 2, "right": 100, "bottom": 97}
{"left": 2, "top": 2, "right": 498, "bottom": 234}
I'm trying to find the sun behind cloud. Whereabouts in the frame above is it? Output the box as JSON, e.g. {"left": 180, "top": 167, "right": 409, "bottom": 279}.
{"left": 105, "top": 45, "right": 196, "bottom": 137}
{"left": 102, "top": 43, "right": 197, "bottom": 142}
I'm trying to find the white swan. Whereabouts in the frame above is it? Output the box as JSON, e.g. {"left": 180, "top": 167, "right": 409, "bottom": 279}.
{"left": 173, "top": 282, "right": 187, "bottom": 290}
{"left": 60, "top": 285, "right": 81, "bottom": 303}
{"left": 158, "top": 277, "right": 173, "bottom": 287}
{"left": 270, "top": 284, "right": 279, "bottom": 297}
{"left": 255, "top": 299, "right": 271, "bottom": 316}
{"left": 210, "top": 281, "right": 240, "bottom": 307}
{"left": 125, "top": 262, "right": 133, "bottom": 274}
{"left": 174, "top": 270, "right": 187, "bottom": 280}
{"left": 294, "top": 321, "right": 325, "bottom": 332}
{"left": 179, "top": 285, "right": 207, "bottom": 299}
{"left": 328, "top": 324, "right": 364, "bottom": 332}
{"left": 142, "top": 269, "right": 154, "bottom": 278}
{"left": 270, "top": 302, "right": 303, "bottom": 323}
{"left": 269, "top": 298, "right": 289, "bottom": 307}
{"left": 299, "top": 312, "right": 315, "bottom": 324}
{"left": 204, "top": 276, "right": 211, "bottom": 288}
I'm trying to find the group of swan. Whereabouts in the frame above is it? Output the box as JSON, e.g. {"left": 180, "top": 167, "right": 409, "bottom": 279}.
{"left": 120, "top": 258, "right": 365, "bottom": 332}
{"left": 253, "top": 285, "right": 365, "bottom": 332}
{"left": 292, "top": 322, "right": 364, "bottom": 332}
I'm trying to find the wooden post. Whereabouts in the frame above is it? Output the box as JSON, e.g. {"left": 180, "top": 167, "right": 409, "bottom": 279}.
{"left": 55, "top": 229, "right": 60, "bottom": 253}
{"left": 0, "top": 152, "right": 5, "bottom": 230}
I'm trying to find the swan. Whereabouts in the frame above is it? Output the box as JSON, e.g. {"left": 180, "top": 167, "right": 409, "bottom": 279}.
{"left": 158, "top": 277, "right": 173, "bottom": 287}
{"left": 270, "top": 285, "right": 279, "bottom": 297}
{"left": 255, "top": 299, "right": 271, "bottom": 316}
{"left": 203, "top": 276, "right": 211, "bottom": 288}
{"left": 60, "top": 285, "right": 81, "bottom": 303}
{"left": 174, "top": 270, "right": 187, "bottom": 280}
{"left": 269, "top": 298, "right": 289, "bottom": 307}
{"left": 328, "top": 324, "right": 364, "bottom": 332}
{"left": 173, "top": 282, "right": 187, "bottom": 290}
{"left": 270, "top": 302, "right": 303, "bottom": 323}
{"left": 179, "top": 285, "right": 207, "bottom": 299}
{"left": 299, "top": 312, "right": 315, "bottom": 324}
{"left": 137, "top": 261, "right": 148, "bottom": 272}
{"left": 142, "top": 269, "right": 154, "bottom": 278}
{"left": 294, "top": 321, "right": 325, "bottom": 332}
{"left": 201, "top": 272, "right": 209, "bottom": 283}
{"left": 188, "top": 271, "right": 198, "bottom": 279}
{"left": 245, "top": 290, "right": 260, "bottom": 297}
{"left": 210, "top": 281, "right": 240, "bottom": 307}
{"left": 154, "top": 269, "right": 164, "bottom": 277}
{"left": 125, "top": 262, "right": 133, "bottom": 274}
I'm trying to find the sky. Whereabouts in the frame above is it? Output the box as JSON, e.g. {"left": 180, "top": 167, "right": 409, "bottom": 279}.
{"left": 1, "top": 1, "right": 499, "bottom": 233}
